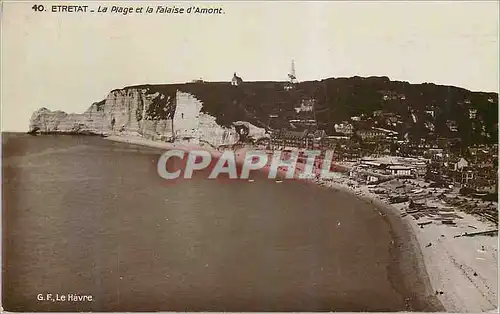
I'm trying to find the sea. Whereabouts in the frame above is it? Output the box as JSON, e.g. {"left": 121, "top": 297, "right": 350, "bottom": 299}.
{"left": 1, "top": 133, "right": 441, "bottom": 311}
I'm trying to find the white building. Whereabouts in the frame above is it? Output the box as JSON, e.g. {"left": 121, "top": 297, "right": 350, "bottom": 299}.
{"left": 231, "top": 73, "right": 243, "bottom": 86}
{"left": 455, "top": 158, "right": 469, "bottom": 171}
{"left": 388, "top": 165, "right": 413, "bottom": 177}
{"left": 334, "top": 122, "right": 354, "bottom": 135}
{"left": 469, "top": 108, "right": 477, "bottom": 119}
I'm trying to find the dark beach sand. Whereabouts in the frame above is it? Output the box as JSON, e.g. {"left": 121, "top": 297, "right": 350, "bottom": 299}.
{"left": 2, "top": 133, "right": 443, "bottom": 311}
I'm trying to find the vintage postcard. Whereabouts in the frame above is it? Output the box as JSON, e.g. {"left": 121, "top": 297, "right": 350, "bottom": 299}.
{"left": 1, "top": 1, "right": 498, "bottom": 312}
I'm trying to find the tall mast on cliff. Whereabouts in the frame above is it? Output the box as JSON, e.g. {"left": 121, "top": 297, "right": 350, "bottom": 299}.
{"left": 284, "top": 59, "right": 298, "bottom": 91}
{"left": 288, "top": 59, "right": 298, "bottom": 84}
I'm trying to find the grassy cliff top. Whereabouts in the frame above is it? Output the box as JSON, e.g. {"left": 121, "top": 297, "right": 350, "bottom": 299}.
{"left": 110, "top": 76, "right": 498, "bottom": 145}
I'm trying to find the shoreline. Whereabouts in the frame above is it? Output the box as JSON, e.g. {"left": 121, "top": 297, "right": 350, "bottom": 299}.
{"left": 312, "top": 176, "right": 445, "bottom": 311}
{"left": 314, "top": 170, "right": 498, "bottom": 312}
{"left": 104, "top": 135, "right": 497, "bottom": 312}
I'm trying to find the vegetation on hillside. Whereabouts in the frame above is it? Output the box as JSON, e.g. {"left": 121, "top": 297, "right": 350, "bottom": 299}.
{"left": 117, "top": 76, "right": 498, "bottom": 147}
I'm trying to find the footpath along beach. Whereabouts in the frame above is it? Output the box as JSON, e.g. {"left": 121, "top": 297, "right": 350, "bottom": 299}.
{"left": 105, "top": 135, "right": 498, "bottom": 312}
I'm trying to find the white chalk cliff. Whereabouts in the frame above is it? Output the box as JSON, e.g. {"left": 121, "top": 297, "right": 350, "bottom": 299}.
{"left": 29, "top": 88, "right": 267, "bottom": 148}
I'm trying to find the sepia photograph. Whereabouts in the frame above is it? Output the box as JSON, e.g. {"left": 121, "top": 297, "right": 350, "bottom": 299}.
{"left": 1, "top": 1, "right": 499, "bottom": 312}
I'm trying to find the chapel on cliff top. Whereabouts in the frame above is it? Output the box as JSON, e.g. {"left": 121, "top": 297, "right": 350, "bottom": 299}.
{"left": 231, "top": 73, "right": 243, "bottom": 86}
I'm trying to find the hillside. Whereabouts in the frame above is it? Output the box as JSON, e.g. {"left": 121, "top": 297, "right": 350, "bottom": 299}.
{"left": 124, "top": 76, "right": 498, "bottom": 146}
{"left": 29, "top": 76, "right": 498, "bottom": 147}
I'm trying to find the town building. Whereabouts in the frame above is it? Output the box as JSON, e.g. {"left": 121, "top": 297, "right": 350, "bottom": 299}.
{"left": 270, "top": 129, "right": 326, "bottom": 150}
{"left": 356, "top": 128, "right": 388, "bottom": 142}
{"left": 469, "top": 108, "right": 478, "bottom": 119}
{"left": 446, "top": 120, "right": 458, "bottom": 132}
{"left": 334, "top": 122, "right": 354, "bottom": 135}
{"left": 454, "top": 157, "right": 469, "bottom": 171}
{"left": 425, "top": 110, "right": 435, "bottom": 118}
{"left": 321, "top": 135, "right": 350, "bottom": 148}
{"left": 413, "top": 161, "right": 428, "bottom": 178}
{"left": 387, "top": 165, "right": 413, "bottom": 177}
{"left": 461, "top": 170, "right": 475, "bottom": 186}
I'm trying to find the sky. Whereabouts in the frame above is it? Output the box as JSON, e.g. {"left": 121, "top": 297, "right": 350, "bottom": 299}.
{"left": 1, "top": 1, "right": 499, "bottom": 131}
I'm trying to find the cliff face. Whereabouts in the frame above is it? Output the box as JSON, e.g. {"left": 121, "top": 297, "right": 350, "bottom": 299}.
{"left": 29, "top": 88, "right": 265, "bottom": 147}
{"left": 172, "top": 91, "right": 240, "bottom": 147}
{"left": 30, "top": 88, "right": 157, "bottom": 136}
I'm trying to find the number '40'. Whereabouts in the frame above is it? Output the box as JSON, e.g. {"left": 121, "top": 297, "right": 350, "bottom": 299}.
{"left": 32, "top": 4, "right": 45, "bottom": 12}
